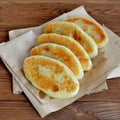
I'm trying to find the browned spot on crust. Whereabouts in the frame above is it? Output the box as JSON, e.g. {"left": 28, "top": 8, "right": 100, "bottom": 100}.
{"left": 73, "top": 30, "right": 82, "bottom": 41}
{"left": 51, "top": 84, "right": 59, "bottom": 92}
{"left": 44, "top": 45, "right": 50, "bottom": 52}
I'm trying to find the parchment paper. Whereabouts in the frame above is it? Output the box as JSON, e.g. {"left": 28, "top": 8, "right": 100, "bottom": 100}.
{"left": 8, "top": 6, "right": 109, "bottom": 94}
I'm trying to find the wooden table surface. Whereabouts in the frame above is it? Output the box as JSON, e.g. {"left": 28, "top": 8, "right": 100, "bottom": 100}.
{"left": 0, "top": 0, "right": 120, "bottom": 120}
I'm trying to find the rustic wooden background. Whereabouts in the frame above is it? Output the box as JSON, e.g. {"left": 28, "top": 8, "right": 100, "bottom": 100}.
{"left": 0, "top": 0, "right": 120, "bottom": 120}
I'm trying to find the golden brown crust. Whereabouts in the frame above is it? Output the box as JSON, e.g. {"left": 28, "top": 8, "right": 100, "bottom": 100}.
{"left": 31, "top": 43, "right": 84, "bottom": 79}
{"left": 44, "top": 22, "right": 98, "bottom": 58}
{"left": 23, "top": 56, "right": 79, "bottom": 98}
{"left": 37, "top": 33, "right": 92, "bottom": 71}
{"left": 66, "top": 17, "right": 108, "bottom": 48}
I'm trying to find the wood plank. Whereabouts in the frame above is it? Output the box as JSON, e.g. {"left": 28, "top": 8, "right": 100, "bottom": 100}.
{"left": 0, "top": 60, "right": 11, "bottom": 81}
{"left": 0, "top": 3, "right": 119, "bottom": 28}
{"left": 0, "top": 81, "right": 26, "bottom": 100}
{"left": 0, "top": 101, "right": 120, "bottom": 120}
{"left": 0, "top": 101, "right": 95, "bottom": 120}
{"left": 68, "top": 101, "right": 120, "bottom": 120}
{"left": 1, "top": 0, "right": 120, "bottom": 4}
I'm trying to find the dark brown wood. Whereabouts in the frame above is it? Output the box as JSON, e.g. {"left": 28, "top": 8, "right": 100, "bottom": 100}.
{"left": 0, "top": 0, "right": 120, "bottom": 119}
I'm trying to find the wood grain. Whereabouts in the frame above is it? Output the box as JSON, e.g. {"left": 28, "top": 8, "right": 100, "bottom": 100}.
{"left": 0, "top": 0, "right": 120, "bottom": 119}
{"left": 0, "top": 101, "right": 119, "bottom": 120}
